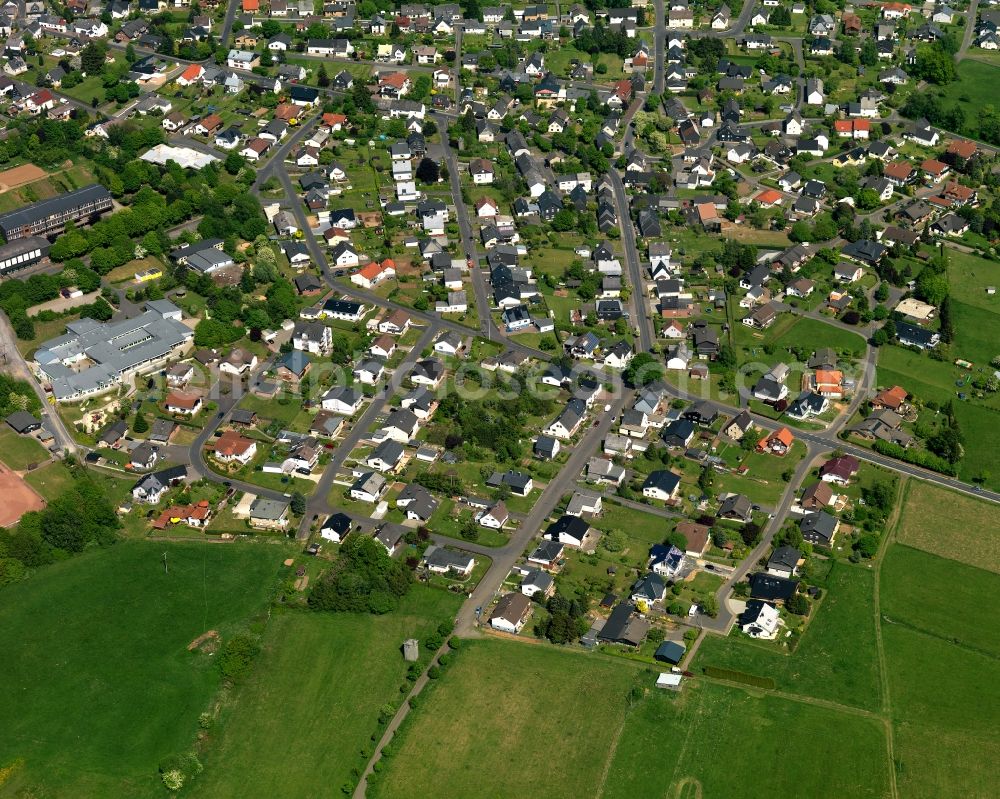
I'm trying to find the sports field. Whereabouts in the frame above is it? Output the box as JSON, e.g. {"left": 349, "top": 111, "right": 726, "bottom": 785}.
{"left": 0, "top": 541, "right": 288, "bottom": 797}
{"left": 893, "top": 482, "right": 1000, "bottom": 573}
{"left": 191, "top": 587, "right": 460, "bottom": 799}
{"left": 0, "top": 462, "right": 45, "bottom": 527}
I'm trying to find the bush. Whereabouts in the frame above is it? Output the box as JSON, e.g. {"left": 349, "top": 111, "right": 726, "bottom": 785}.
{"left": 427, "top": 665, "right": 442, "bottom": 680}
{"left": 218, "top": 633, "right": 260, "bottom": 684}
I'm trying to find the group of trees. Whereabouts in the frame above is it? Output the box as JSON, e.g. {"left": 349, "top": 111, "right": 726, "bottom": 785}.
{"left": 1, "top": 469, "right": 120, "bottom": 586}
{"left": 308, "top": 535, "right": 413, "bottom": 614}
{"left": 433, "top": 377, "right": 557, "bottom": 463}
{"left": 535, "top": 593, "right": 590, "bottom": 644}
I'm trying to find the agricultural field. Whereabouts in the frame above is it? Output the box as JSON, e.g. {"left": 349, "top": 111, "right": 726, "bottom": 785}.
{"left": 946, "top": 251, "right": 1000, "bottom": 314}
{"left": 893, "top": 482, "right": 1000, "bottom": 573}
{"left": 883, "top": 623, "right": 999, "bottom": 799}
{"left": 0, "top": 427, "right": 49, "bottom": 471}
{"left": 369, "top": 640, "right": 641, "bottom": 799}
{"left": 881, "top": 545, "right": 1000, "bottom": 657}
{"left": 602, "top": 682, "right": 892, "bottom": 799}
{"left": 694, "top": 562, "right": 882, "bottom": 711}
{"left": 0, "top": 541, "right": 288, "bottom": 798}
{"left": 191, "top": 587, "right": 460, "bottom": 799}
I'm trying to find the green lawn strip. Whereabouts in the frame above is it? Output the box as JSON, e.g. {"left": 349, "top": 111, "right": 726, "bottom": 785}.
{"left": 601, "top": 681, "right": 891, "bottom": 799}
{"left": 0, "top": 427, "right": 49, "bottom": 471}
{"left": 880, "top": 545, "right": 1000, "bottom": 658}
{"left": 0, "top": 541, "right": 288, "bottom": 797}
{"left": 191, "top": 587, "right": 459, "bottom": 799}
{"left": 694, "top": 562, "right": 882, "bottom": 711}
{"left": 370, "top": 640, "right": 640, "bottom": 799}
{"left": 21, "top": 460, "right": 74, "bottom": 501}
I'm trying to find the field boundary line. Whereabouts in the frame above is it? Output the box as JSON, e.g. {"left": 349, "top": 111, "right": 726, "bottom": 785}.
{"left": 874, "top": 477, "right": 906, "bottom": 799}
{"left": 593, "top": 710, "right": 628, "bottom": 799}
{"left": 696, "top": 674, "right": 883, "bottom": 721}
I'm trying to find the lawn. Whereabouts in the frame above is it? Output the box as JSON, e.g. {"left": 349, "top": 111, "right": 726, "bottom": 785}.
{"left": 191, "top": 586, "right": 460, "bottom": 799}
{"left": 881, "top": 544, "right": 1000, "bottom": 658}
{"left": 939, "top": 59, "right": 1000, "bottom": 119}
{"left": 602, "top": 681, "right": 892, "bottom": 799}
{"left": 949, "top": 299, "right": 997, "bottom": 366}
{"left": 946, "top": 250, "right": 1000, "bottom": 313}
{"left": 22, "top": 459, "right": 74, "bottom": 501}
{"left": 713, "top": 440, "right": 807, "bottom": 507}
{"left": 369, "top": 640, "right": 641, "bottom": 799}
{"left": 694, "top": 562, "right": 882, "bottom": 711}
{"left": 0, "top": 427, "right": 49, "bottom": 471}
{"left": 893, "top": 481, "right": 1000, "bottom": 573}
{"left": 0, "top": 541, "right": 289, "bottom": 798}
{"left": 770, "top": 316, "right": 866, "bottom": 358}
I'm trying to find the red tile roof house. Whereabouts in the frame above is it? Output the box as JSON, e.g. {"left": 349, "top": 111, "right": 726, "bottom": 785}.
{"left": 946, "top": 139, "right": 977, "bottom": 161}
{"left": 871, "top": 385, "right": 908, "bottom": 411}
{"left": 920, "top": 159, "right": 949, "bottom": 182}
{"left": 884, "top": 161, "right": 913, "bottom": 186}
{"left": 753, "top": 189, "right": 783, "bottom": 207}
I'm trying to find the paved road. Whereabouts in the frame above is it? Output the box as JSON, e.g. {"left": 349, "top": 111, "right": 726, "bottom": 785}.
{"left": 453, "top": 388, "right": 634, "bottom": 636}
{"left": 958, "top": 0, "right": 981, "bottom": 59}
{"left": 652, "top": 0, "right": 665, "bottom": 95}
{"left": 294, "top": 323, "right": 439, "bottom": 539}
{"left": 0, "top": 311, "right": 77, "bottom": 455}
{"left": 606, "top": 169, "right": 654, "bottom": 353}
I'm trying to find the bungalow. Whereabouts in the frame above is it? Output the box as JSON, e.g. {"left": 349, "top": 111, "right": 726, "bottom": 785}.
{"left": 321, "top": 385, "right": 363, "bottom": 415}
{"left": 214, "top": 430, "right": 257, "bottom": 465}
{"left": 350, "top": 471, "right": 387, "bottom": 503}
{"left": 164, "top": 390, "right": 202, "bottom": 416}
{"left": 545, "top": 514, "right": 591, "bottom": 548}
{"left": 489, "top": 592, "right": 532, "bottom": 633}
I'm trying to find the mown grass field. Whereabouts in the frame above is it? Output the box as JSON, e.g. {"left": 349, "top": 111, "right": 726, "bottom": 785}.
{"left": 893, "top": 482, "right": 1000, "bottom": 573}
{"left": 602, "top": 681, "right": 891, "bottom": 799}
{"left": 0, "top": 541, "right": 288, "bottom": 798}
{"left": 881, "top": 545, "right": 1000, "bottom": 658}
{"left": 0, "top": 427, "right": 49, "bottom": 471}
{"left": 369, "top": 640, "right": 641, "bottom": 799}
{"left": 770, "top": 316, "right": 867, "bottom": 358}
{"left": 947, "top": 251, "right": 1000, "bottom": 313}
{"left": 940, "top": 60, "right": 1000, "bottom": 118}
{"left": 694, "top": 562, "right": 882, "bottom": 711}
{"left": 883, "top": 622, "right": 1000, "bottom": 799}
{"left": 191, "top": 587, "right": 460, "bottom": 799}
{"left": 21, "top": 459, "right": 74, "bottom": 502}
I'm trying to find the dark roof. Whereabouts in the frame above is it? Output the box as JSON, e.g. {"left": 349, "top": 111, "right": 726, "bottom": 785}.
{"left": 5, "top": 410, "right": 40, "bottom": 433}
{"left": 323, "top": 512, "right": 352, "bottom": 535}
{"left": 0, "top": 184, "right": 112, "bottom": 235}
{"left": 545, "top": 514, "right": 589, "bottom": 542}
{"left": 768, "top": 546, "right": 801, "bottom": 571}
{"left": 643, "top": 469, "right": 680, "bottom": 495}
{"left": 654, "top": 640, "right": 686, "bottom": 664}
{"left": 749, "top": 572, "right": 799, "bottom": 601}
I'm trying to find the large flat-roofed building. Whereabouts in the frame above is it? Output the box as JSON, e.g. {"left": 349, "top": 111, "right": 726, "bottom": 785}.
{"left": 0, "top": 236, "right": 50, "bottom": 274}
{"left": 0, "top": 184, "right": 113, "bottom": 241}
{"left": 33, "top": 301, "right": 193, "bottom": 401}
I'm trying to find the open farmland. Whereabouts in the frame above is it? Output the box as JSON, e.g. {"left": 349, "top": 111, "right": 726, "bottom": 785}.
{"left": 0, "top": 541, "right": 288, "bottom": 797}
{"left": 602, "top": 681, "right": 891, "bottom": 799}
{"left": 369, "top": 640, "right": 640, "bottom": 799}
{"left": 893, "top": 482, "right": 1000, "bottom": 572}
{"left": 192, "top": 587, "right": 460, "bottom": 799}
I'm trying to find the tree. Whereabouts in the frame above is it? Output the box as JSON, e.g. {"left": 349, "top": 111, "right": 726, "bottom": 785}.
{"left": 623, "top": 352, "right": 663, "bottom": 387}
{"left": 81, "top": 42, "right": 107, "bottom": 75}
{"left": 600, "top": 529, "right": 628, "bottom": 552}
{"left": 132, "top": 410, "right": 149, "bottom": 433}
{"left": 786, "top": 592, "right": 811, "bottom": 615}
{"left": 290, "top": 491, "right": 306, "bottom": 515}
{"left": 415, "top": 157, "right": 440, "bottom": 184}
{"left": 317, "top": 63, "right": 329, "bottom": 87}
